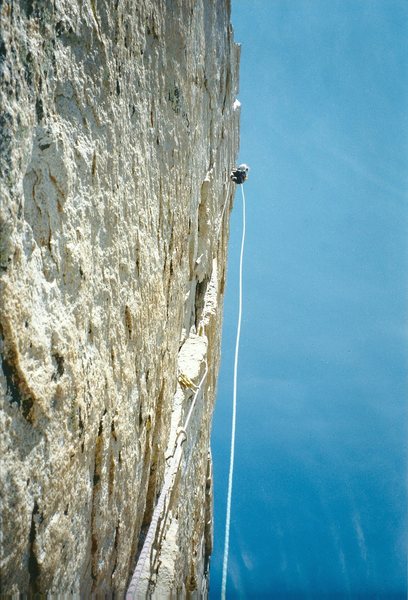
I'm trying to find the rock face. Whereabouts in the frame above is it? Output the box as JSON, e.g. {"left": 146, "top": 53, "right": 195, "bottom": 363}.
{"left": 0, "top": 0, "right": 239, "bottom": 596}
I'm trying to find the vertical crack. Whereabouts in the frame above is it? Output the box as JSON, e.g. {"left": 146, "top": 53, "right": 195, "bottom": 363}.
{"left": 91, "top": 416, "right": 104, "bottom": 588}
{"left": 1, "top": 349, "right": 34, "bottom": 422}
{"left": 28, "top": 501, "right": 41, "bottom": 594}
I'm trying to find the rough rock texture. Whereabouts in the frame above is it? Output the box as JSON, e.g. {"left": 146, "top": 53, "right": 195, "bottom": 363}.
{"left": 0, "top": 0, "right": 240, "bottom": 596}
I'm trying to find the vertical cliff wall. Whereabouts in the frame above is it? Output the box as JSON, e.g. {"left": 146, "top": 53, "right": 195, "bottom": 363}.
{"left": 0, "top": 0, "right": 240, "bottom": 595}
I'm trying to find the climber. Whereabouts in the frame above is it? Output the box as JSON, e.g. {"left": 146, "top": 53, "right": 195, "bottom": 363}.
{"left": 230, "top": 163, "right": 249, "bottom": 184}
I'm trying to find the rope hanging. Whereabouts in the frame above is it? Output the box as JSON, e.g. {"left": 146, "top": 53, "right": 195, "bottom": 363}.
{"left": 126, "top": 365, "right": 208, "bottom": 599}
{"left": 126, "top": 169, "right": 247, "bottom": 599}
{"left": 221, "top": 183, "right": 246, "bottom": 600}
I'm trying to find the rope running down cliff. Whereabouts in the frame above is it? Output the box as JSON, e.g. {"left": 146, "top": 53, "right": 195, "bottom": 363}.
{"left": 126, "top": 363, "right": 208, "bottom": 599}
{"left": 221, "top": 183, "right": 246, "bottom": 600}
{"left": 126, "top": 181, "right": 234, "bottom": 598}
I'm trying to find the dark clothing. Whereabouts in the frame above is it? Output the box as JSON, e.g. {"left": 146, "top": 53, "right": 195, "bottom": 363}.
{"left": 230, "top": 168, "right": 247, "bottom": 184}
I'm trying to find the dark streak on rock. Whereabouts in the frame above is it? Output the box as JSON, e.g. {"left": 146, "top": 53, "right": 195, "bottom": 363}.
{"left": 91, "top": 416, "right": 104, "bottom": 585}
{"left": 0, "top": 40, "right": 6, "bottom": 63}
{"left": 51, "top": 352, "right": 64, "bottom": 381}
{"left": 35, "top": 97, "right": 44, "bottom": 122}
{"left": 124, "top": 306, "right": 132, "bottom": 339}
{"left": 21, "top": 0, "right": 35, "bottom": 19}
{"left": 1, "top": 348, "right": 34, "bottom": 422}
{"left": 28, "top": 501, "right": 41, "bottom": 594}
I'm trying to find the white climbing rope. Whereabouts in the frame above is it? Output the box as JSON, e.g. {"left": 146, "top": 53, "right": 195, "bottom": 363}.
{"left": 183, "top": 360, "right": 209, "bottom": 432}
{"left": 221, "top": 184, "right": 246, "bottom": 600}
{"left": 126, "top": 429, "right": 186, "bottom": 600}
{"left": 216, "top": 185, "right": 231, "bottom": 240}
{"left": 126, "top": 363, "right": 208, "bottom": 599}
{"left": 126, "top": 179, "right": 242, "bottom": 599}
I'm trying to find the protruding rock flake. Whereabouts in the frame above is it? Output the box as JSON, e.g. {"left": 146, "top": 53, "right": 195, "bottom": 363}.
{"left": 0, "top": 0, "right": 240, "bottom": 597}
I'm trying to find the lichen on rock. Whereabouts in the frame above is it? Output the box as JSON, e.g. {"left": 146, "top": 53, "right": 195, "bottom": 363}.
{"left": 0, "top": 0, "right": 240, "bottom": 596}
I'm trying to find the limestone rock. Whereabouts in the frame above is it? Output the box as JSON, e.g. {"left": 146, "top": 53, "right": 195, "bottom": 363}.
{"left": 0, "top": 0, "right": 240, "bottom": 596}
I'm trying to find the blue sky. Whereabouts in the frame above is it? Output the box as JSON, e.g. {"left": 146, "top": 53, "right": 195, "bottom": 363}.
{"left": 211, "top": 1, "right": 408, "bottom": 598}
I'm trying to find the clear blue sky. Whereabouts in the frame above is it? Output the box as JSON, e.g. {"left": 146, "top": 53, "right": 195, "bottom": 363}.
{"left": 211, "top": 1, "right": 408, "bottom": 598}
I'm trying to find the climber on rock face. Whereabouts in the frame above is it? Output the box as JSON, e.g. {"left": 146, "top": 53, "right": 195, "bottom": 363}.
{"left": 230, "top": 163, "right": 249, "bottom": 184}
